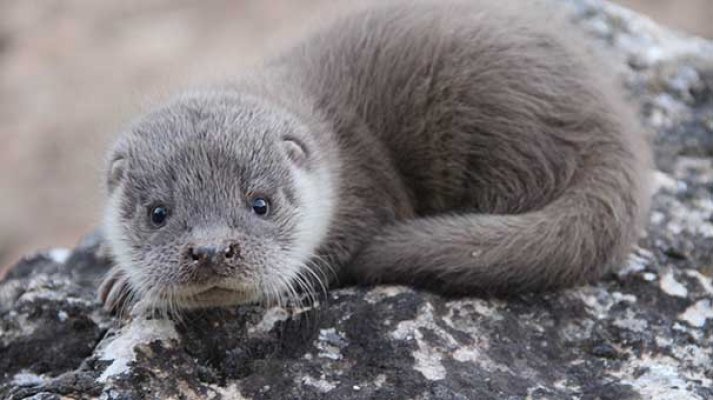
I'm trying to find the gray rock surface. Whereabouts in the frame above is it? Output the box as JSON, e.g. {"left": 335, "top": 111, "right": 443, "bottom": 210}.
{"left": 1, "top": 1, "right": 712, "bottom": 399}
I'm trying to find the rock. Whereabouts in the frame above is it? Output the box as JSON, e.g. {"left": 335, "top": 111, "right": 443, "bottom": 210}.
{"left": 2, "top": 1, "right": 713, "bottom": 399}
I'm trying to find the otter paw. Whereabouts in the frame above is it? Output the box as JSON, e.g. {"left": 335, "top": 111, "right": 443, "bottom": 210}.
{"left": 98, "top": 267, "right": 133, "bottom": 315}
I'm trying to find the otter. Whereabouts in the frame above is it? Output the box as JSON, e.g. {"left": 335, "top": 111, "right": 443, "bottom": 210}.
{"left": 99, "top": 0, "right": 650, "bottom": 315}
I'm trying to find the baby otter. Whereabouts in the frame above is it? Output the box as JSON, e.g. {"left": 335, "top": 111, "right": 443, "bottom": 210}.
{"left": 99, "top": 0, "right": 650, "bottom": 315}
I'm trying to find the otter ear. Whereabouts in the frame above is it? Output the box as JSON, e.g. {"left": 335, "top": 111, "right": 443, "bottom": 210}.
{"left": 107, "top": 157, "right": 126, "bottom": 193}
{"left": 282, "top": 137, "right": 307, "bottom": 168}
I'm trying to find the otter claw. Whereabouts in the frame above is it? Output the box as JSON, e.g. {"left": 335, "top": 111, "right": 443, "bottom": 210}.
{"left": 98, "top": 267, "right": 133, "bottom": 315}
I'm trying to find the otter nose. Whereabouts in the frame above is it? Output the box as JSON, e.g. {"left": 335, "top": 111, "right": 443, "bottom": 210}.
{"left": 189, "top": 246, "right": 217, "bottom": 262}
{"left": 186, "top": 243, "right": 240, "bottom": 263}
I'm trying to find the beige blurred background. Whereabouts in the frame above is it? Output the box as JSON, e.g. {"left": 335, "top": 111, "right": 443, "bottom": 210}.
{"left": 1, "top": 0, "right": 712, "bottom": 274}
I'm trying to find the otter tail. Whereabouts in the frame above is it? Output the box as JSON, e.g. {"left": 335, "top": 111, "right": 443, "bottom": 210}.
{"left": 349, "top": 156, "right": 649, "bottom": 294}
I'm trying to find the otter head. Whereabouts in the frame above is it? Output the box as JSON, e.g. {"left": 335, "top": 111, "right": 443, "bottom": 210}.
{"left": 103, "top": 90, "right": 336, "bottom": 313}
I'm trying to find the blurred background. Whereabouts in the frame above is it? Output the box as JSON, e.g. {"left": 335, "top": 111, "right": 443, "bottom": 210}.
{"left": 1, "top": 0, "right": 712, "bottom": 274}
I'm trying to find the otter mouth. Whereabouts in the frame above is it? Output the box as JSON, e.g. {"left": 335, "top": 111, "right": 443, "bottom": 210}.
{"left": 179, "top": 285, "right": 258, "bottom": 307}
{"left": 194, "top": 286, "right": 244, "bottom": 298}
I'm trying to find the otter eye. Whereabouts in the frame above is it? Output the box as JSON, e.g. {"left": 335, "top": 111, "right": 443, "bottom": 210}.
{"left": 150, "top": 205, "right": 169, "bottom": 226}
{"left": 251, "top": 197, "right": 269, "bottom": 216}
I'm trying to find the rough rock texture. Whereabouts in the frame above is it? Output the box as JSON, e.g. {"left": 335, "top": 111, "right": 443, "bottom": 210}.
{"left": 2, "top": 1, "right": 713, "bottom": 399}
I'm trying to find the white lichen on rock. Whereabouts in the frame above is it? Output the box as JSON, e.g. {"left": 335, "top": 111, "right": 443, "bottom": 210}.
{"left": 247, "top": 306, "right": 290, "bottom": 334}
{"left": 679, "top": 299, "right": 713, "bottom": 328}
{"left": 391, "top": 303, "right": 452, "bottom": 381}
{"left": 659, "top": 269, "right": 689, "bottom": 298}
{"left": 48, "top": 248, "right": 71, "bottom": 264}
{"left": 96, "top": 318, "right": 178, "bottom": 382}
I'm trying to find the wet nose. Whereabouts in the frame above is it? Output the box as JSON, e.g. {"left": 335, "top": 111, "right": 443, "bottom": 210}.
{"left": 186, "top": 243, "right": 240, "bottom": 263}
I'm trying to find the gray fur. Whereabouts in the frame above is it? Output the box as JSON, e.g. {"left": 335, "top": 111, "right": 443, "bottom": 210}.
{"left": 100, "top": 0, "right": 650, "bottom": 313}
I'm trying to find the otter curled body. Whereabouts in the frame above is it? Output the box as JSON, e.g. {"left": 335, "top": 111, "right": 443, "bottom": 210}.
{"left": 100, "top": 0, "right": 650, "bottom": 313}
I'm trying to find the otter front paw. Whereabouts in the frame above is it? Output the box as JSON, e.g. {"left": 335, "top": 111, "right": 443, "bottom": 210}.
{"left": 98, "top": 266, "right": 134, "bottom": 315}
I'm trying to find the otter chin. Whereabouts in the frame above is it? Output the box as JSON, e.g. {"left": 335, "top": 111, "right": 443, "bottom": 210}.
{"left": 99, "top": 0, "right": 650, "bottom": 317}
{"left": 175, "top": 287, "right": 259, "bottom": 310}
